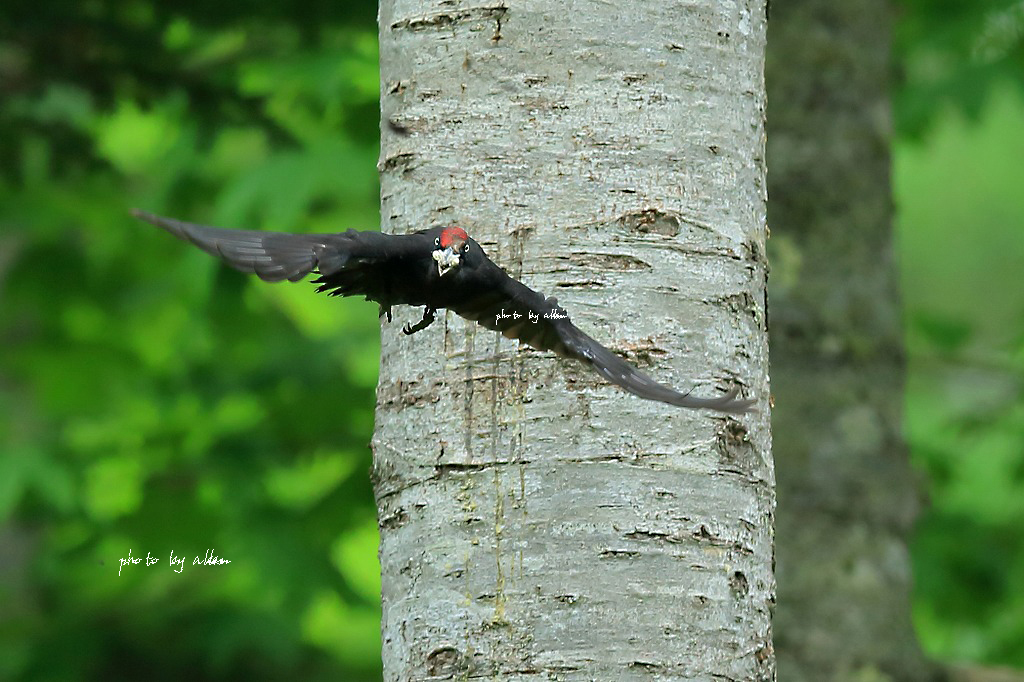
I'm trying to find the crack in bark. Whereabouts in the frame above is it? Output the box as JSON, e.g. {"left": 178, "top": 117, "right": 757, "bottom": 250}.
{"left": 379, "top": 151, "right": 417, "bottom": 173}
{"left": 555, "top": 251, "right": 653, "bottom": 271}
{"left": 554, "top": 279, "right": 606, "bottom": 288}
{"left": 624, "top": 528, "right": 684, "bottom": 544}
{"left": 380, "top": 507, "right": 409, "bottom": 530}
{"left": 618, "top": 208, "right": 681, "bottom": 236}
{"left": 426, "top": 645, "right": 466, "bottom": 677}
{"left": 377, "top": 378, "right": 446, "bottom": 409}
{"left": 649, "top": 241, "right": 745, "bottom": 259}
{"left": 435, "top": 459, "right": 518, "bottom": 474}
{"left": 390, "top": 5, "right": 508, "bottom": 32}
{"left": 599, "top": 548, "right": 642, "bottom": 558}
{"left": 703, "top": 291, "right": 759, "bottom": 319}
{"left": 692, "top": 524, "right": 755, "bottom": 555}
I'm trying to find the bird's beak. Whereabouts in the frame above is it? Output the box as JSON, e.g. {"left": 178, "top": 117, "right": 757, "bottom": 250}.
{"left": 433, "top": 246, "right": 460, "bottom": 277}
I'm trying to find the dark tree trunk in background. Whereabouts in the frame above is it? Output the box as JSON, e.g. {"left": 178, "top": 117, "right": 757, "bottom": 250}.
{"left": 374, "top": 0, "right": 773, "bottom": 680}
{"left": 766, "top": 1, "right": 939, "bottom": 680}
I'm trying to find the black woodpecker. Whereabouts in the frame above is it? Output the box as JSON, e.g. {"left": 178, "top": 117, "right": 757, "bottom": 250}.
{"left": 134, "top": 210, "right": 754, "bottom": 413}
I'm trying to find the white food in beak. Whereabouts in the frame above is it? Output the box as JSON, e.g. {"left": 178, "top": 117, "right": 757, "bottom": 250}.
{"left": 433, "top": 246, "right": 460, "bottom": 276}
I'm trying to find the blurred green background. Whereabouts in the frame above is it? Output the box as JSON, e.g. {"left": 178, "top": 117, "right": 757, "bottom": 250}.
{"left": 0, "top": 0, "right": 1022, "bottom": 679}
{"left": 896, "top": 0, "right": 1024, "bottom": 667}
{"left": 1, "top": 2, "right": 384, "bottom": 680}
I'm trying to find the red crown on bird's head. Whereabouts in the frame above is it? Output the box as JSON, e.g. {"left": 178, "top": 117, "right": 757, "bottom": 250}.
{"left": 439, "top": 226, "right": 469, "bottom": 249}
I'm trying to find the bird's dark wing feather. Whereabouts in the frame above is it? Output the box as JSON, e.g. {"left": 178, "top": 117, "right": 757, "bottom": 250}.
{"left": 132, "top": 210, "right": 410, "bottom": 309}
{"left": 134, "top": 210, "right": 343, "bottom": 282}
{"left": 450, "top": 264, "right": 755, "bottom": 413}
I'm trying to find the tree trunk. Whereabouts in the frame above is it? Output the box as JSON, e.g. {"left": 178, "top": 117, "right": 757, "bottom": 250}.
{"left": 375, "top": 2, "right": 772, "bottom": 680}
{"left": 766, "top": 1, "right": 940, "bottom": 680}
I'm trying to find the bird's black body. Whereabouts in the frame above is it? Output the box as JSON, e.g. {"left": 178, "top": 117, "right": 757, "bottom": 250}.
{"left": 133, "top": 210, "right": 754, "bottom": 413}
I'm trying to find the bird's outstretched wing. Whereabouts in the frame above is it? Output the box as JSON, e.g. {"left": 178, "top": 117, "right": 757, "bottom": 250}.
{"left": 133, "top": 209, "right": 343, "bottom": 282}
{"left": 132, "top": 210, "right": 409, "bottom": 310}
{"left": 450, "top": 265, "right": 755, "bottom": 413}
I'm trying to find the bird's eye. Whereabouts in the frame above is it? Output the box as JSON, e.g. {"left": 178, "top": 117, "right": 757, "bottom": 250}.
{"left": 462, "top": 243, "right": 469, "bottom": 253}
{"left": 435, "top": 237, "right": 440, "bottom": 247}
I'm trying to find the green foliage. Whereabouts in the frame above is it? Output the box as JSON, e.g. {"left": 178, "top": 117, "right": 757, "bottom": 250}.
{"left": 896, "top": 0, "right": 1024, "bottom": 137}
{"left": 1, "top": 1, "right": 384, "bottom": 679}
{"left": 896, "top": 84, "right": 1024, "bottom": 666}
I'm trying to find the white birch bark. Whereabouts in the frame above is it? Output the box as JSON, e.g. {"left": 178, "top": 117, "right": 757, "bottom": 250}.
{"left": 374, "top": 1, "right": 772, "bottom": 680}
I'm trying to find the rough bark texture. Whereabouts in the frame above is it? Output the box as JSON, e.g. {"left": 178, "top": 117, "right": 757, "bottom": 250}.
{"left": 375, "top": 1, "right": 772, "bottom": 680}
{"left": 766, "top": 1, "right": 940, "bottom": 680}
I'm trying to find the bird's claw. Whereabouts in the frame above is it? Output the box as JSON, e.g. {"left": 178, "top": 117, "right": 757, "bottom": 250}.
{"left": 403, "top": 307, "right": 436, "bottom": 335}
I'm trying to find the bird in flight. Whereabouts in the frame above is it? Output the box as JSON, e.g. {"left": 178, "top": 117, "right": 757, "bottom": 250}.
{"left": 133, "top": 210, "right": 754, "bottom": 413}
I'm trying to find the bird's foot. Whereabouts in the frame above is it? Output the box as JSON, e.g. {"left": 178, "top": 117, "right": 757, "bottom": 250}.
{"left": 403, "top": 307, "right": 436, "bottom": 335}
{"left": 379, "top": 305, "right": 393, "bottom": 323}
